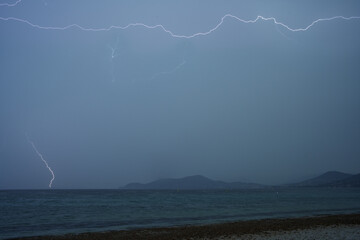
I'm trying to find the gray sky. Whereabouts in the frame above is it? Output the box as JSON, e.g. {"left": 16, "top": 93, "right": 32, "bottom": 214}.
{"left": 0, "top": 0, "right": 360, "bottom": 189}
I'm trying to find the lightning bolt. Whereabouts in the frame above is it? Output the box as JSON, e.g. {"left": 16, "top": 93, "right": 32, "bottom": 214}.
{"left": 27, "top": 136, "right": 55, "bottom": 188}
{"left": 108, "top": 36, "right": 121, "bottom": 82}
{"left": 0, "top": 14, "right": 359, "bottom": 38}
{"left": 108, "top": 35, "right": 120, "bottom": 60}
{"left": 151, "top": 60, "right": 186, "bottom": 80}
{"left": 0, "top": 0, "right": 21, "bottom": 7}
{"left": 109, "top": 45, "right": 117, "bottom": 59}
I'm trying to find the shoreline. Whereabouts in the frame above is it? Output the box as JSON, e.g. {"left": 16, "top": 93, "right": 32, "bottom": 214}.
{"left": 8, "top": 213, "right": 360, "bottom": 240}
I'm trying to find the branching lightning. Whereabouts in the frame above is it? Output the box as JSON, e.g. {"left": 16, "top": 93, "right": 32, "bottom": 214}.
{"left": 0, "top": 14, "right": 360, "bottom": 38}
{"left": 1, "top": 2, "right": 359, "bottom": 188}
{"left": 108, "top": 36, "right": 121, "bottom": 82}
{"left": 108, "top": 36, "right": 120, "bottom": 59}
{"left": 27, "top": 136, "right": 55, "bottom": 188}
{"left": 109, "top": 45, "right": 117, "bottom": 59}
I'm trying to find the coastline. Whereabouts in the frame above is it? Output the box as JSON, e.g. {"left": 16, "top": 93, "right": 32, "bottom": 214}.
{"left": 8, "top": 213, "right": 360, "bottom": 240}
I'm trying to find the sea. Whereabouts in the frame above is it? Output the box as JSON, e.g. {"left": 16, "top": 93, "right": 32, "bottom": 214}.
{"left": 1, "top": 188, "right": 360, "bottom": 239}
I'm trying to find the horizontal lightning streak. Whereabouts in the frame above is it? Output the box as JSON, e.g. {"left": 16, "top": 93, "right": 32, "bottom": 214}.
{"left": 27, "top": 137, "right": 55, "bottom": 188}
{"left": 0, "top": 15, "right": 359, "bottom": 38}
{"left": 0, "top": 0, "right": 21, "bottom": 7}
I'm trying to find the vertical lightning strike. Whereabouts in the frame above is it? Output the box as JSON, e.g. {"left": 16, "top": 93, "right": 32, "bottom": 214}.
{"left": 108, "top": 45, "right": 117, "bottom": 82}
{"left": 108, "top": 36, "right": 120, "bottom": 82}
{"left": 109, "top": 45, "right": 117, "bottom": 59}
{"left": 27, "top": 137, "right": 55, "bottom": 188}
{"left": 108, "top": 35, "right": 121, "bottom": 60}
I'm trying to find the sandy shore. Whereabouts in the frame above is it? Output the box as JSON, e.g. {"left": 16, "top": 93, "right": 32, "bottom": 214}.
{"left": 222, "top": 225, "right": 360, "bottom": 240}
{"left": 8, "top": 214, "right": 360, "bottom": 240}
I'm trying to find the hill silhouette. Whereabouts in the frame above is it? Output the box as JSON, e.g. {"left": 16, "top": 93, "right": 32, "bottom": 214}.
{"left": 123, "top": 175, "right": 264, "bottom": 190}
{"left": 122, "top": 171, "right": 360, "bottom": 190}
{"left": 291, "top": 171, "right": 355, "bottom": 187}
{"left": 329, "top": 173, "right": 360, "bottom": 187}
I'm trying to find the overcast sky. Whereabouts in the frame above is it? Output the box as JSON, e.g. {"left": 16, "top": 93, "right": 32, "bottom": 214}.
{"left": 0, "top": 0, "right": 360, "bottom": 189}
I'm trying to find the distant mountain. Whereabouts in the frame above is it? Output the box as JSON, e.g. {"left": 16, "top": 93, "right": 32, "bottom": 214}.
{"left": 122, "top": 171, "right": 360, "bottom": 190}
{"left": 292, "top": 171, "right": 354, "bottom": 187}
{"left": 122, "top": 175, "right": 264, "bottom": 190}
{"left": 329, "top": 173, "right": 360, "bottom": 187}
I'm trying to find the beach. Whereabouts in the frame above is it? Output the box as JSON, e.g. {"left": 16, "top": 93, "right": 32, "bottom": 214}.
{"left": 8, "top": 214, "right": 360, "bottom": 240}
{"left": 228, "top": 225, "right": 360, "bottom": 240}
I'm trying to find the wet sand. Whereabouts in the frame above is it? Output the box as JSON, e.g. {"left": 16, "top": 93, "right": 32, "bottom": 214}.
{"left": 9, "top": 214, "right": 360, "bottom": 240}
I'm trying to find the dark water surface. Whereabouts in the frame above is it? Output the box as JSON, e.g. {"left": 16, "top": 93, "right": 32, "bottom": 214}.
{"left": 1, "top": 188, "right": 360, "bottom": 239}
